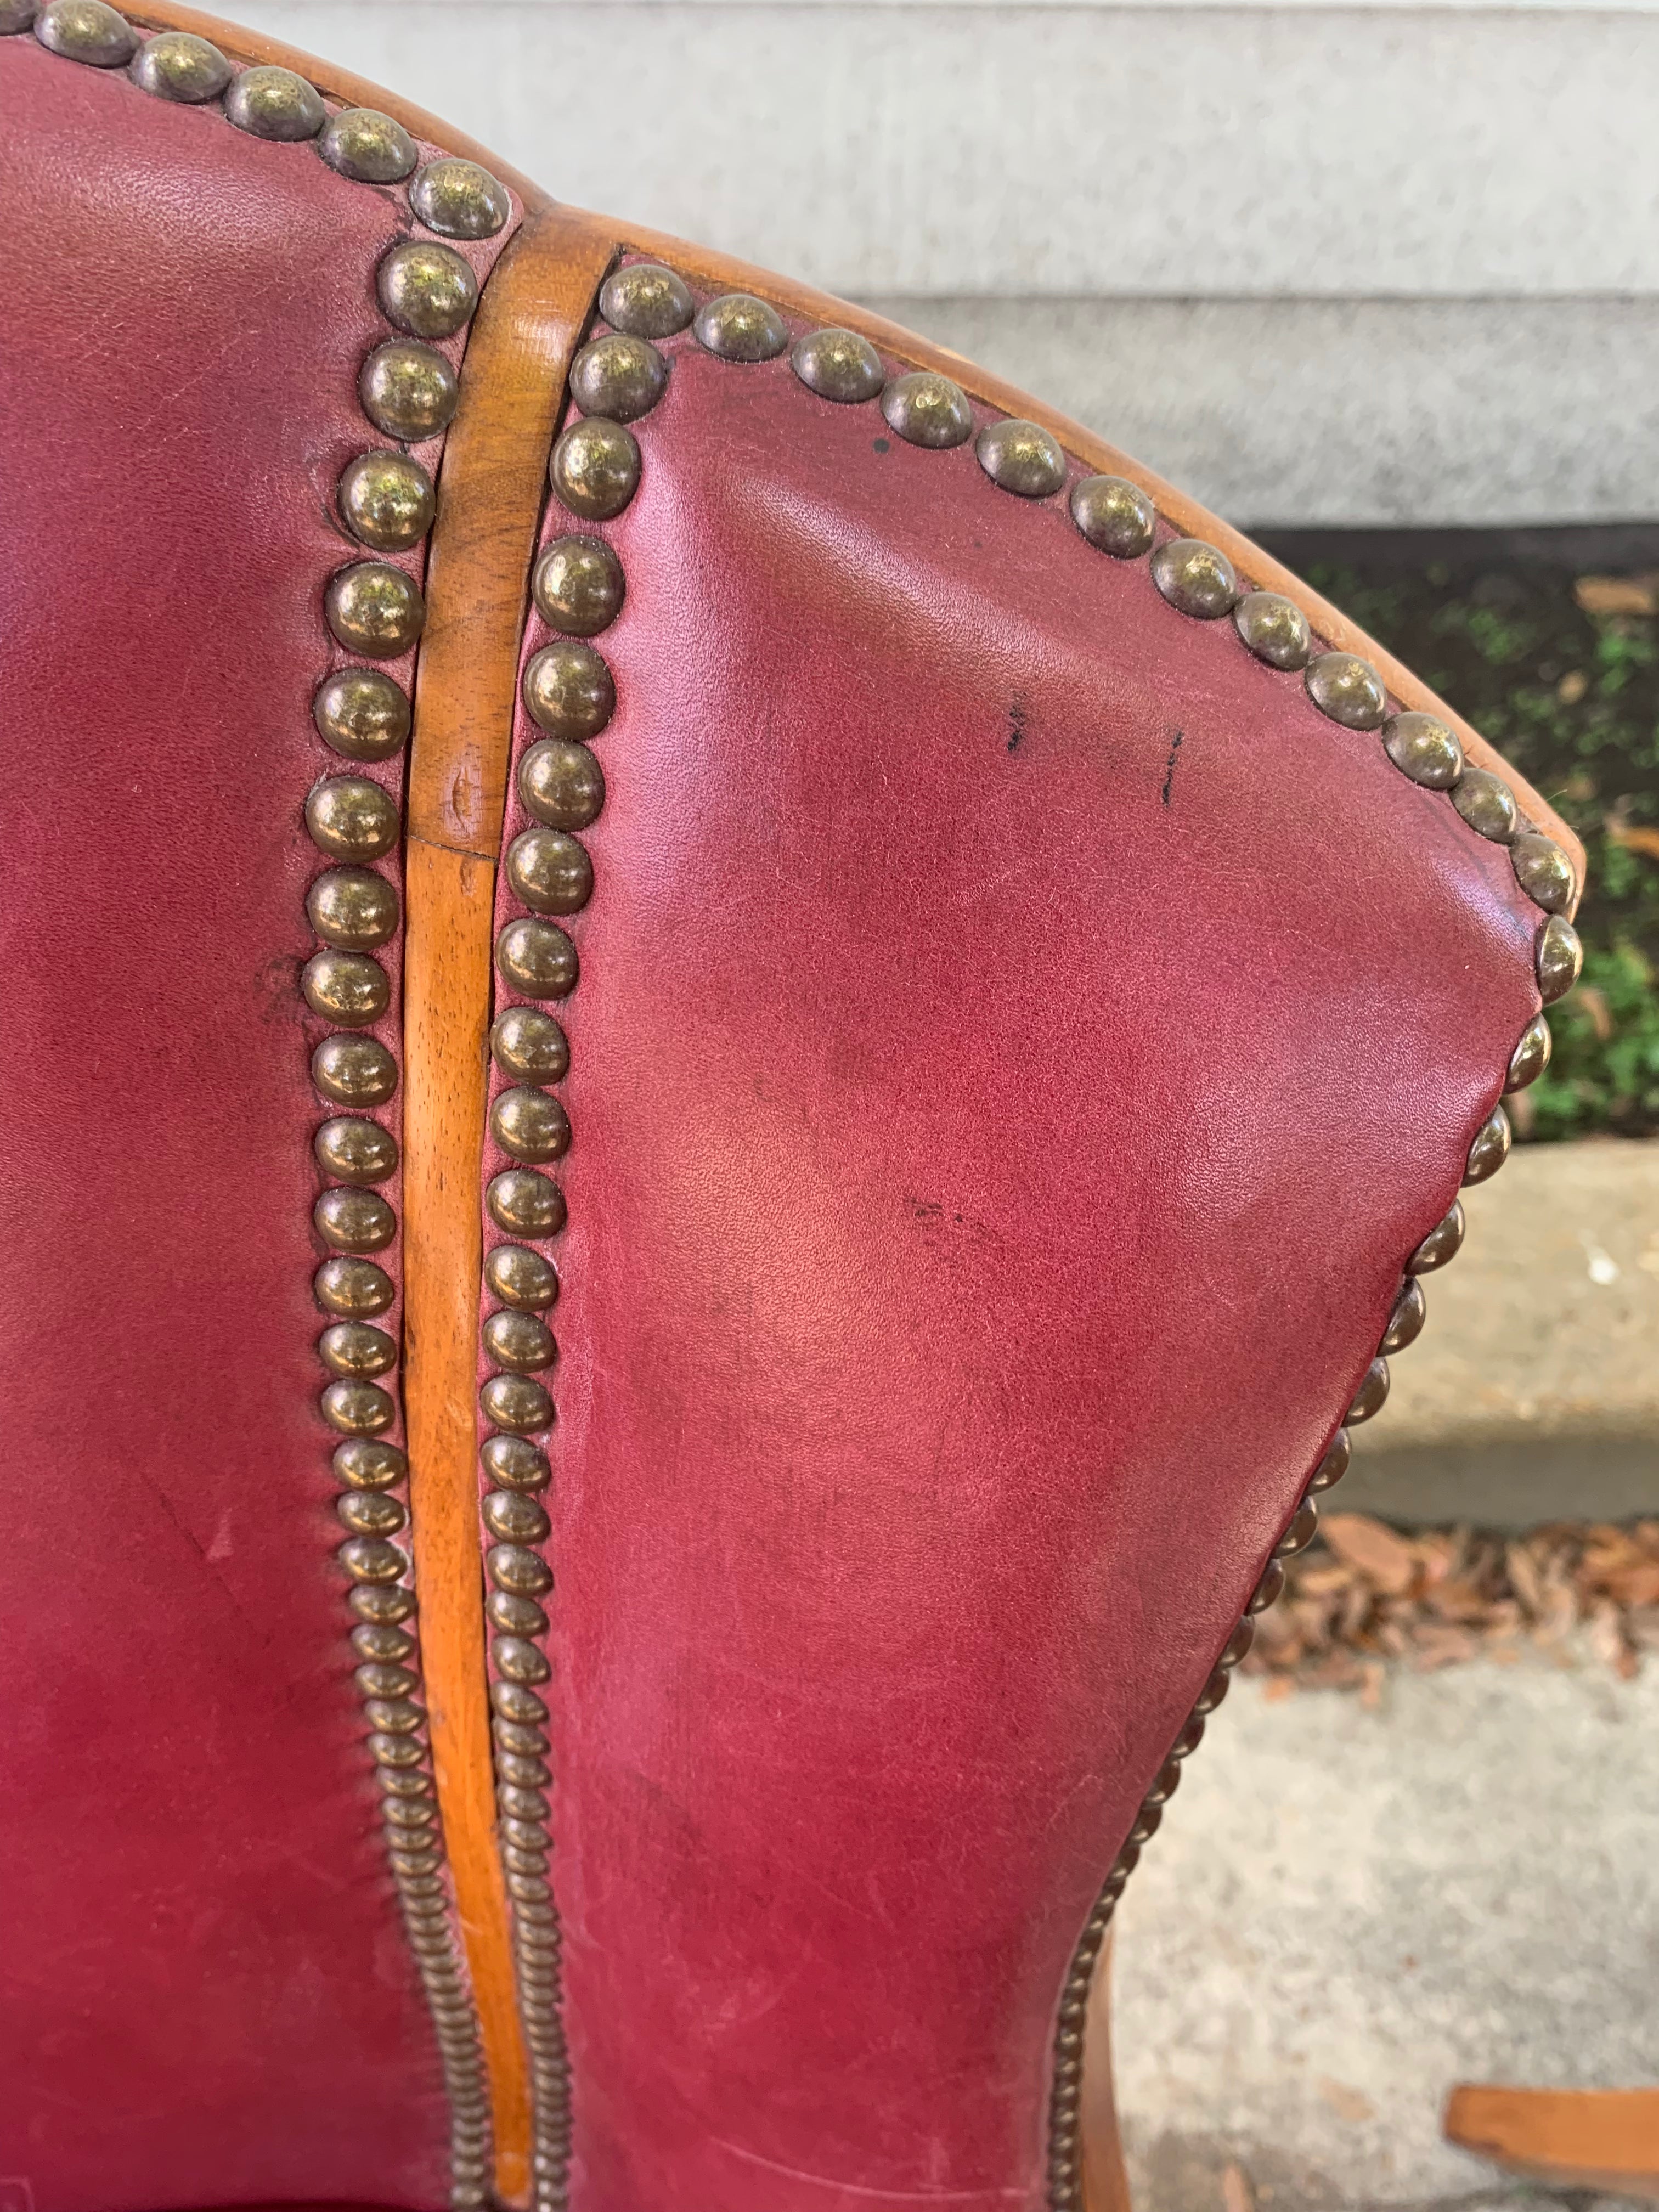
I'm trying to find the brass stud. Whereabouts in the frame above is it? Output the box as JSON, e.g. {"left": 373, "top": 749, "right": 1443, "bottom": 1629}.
{"left": 339, "top": 1534, "right": 406, "bottom": 1583}
{"left": 520, "top": 737, "right": 605, "bottom": 832}
{"left": 307, "top": 867, "right": 399, "bottom": 950}
{"left": 129, "top": 27, "right": 228, "bottom": 98}
{"left": 320, "top": 106, "right": 417, "bottom": 184}
{"left": 491, "top": 1007, "right": 569, "bottom": 1085}
{"left": 1220, "top": 1620, "right": 1255, "bottom": 1669}
{"left": 1464, "top": 1104, "right": 1511, "bottom": 1185}
{"left": 1305, "top": 650, "right": 1387, "bottom": 730}
{"left": 1191, "top": 1666, "right": 1231, "bottom": 1715}
{"left": 312, "top": 1035, "right": 398, "bottom": 1109}
{"left": 496, "top": 918, "right": 577, "bottom": 1000}
{"left": 694, "top": 292, "right": 787, "bottom": 362}
{"left": 881, "top": 370, "right": 973, "bottom": 450}
{"left": 482, "top": 1435, "right": 551, "bottom": 1492}
{"left": 314, "top": 1187, "right": 396, "bottom": 1254}
{"left": 506, "top": 827, "right": 592, "bottom": 917}
{"left": 485, "top": 1244, "right": 559, "bottom": 1313}
{"left": 320, "top": 1321, "right": 398, "bottom": 1378}
{"left": 496, "top": 1741, "right": 550, "bottom": 1780}
{"left": 353, "top": 1622, "right": 416, "bottom": 1662}
{"left": 1347, "top": 1358, "right": 1390, "bottom": 1423}
{"left": 522, "top": 641, "right": 614, "bottom": 741}
{"left": 35, "top": 0, "right": 134, "bottom": 64}
{"left": 360, "top": 340, "right": 459, "bottom": 443}
{"left": 1142, "top": 1755, "right": 1184, "bottom": 1807}
{"left": 326, "top": 562, "right": 425, "bottom": 660}
{"left": 1537, "top": 913, "right": 1583, "bottom": 1004}
{"left": 358, "top": 1661, "right": 419, "bottom": 1700}
{"left": 1382, "top": 710, "right": 1463, "bottom": 789}
{"left": 1233, "top": 591, "right": 1311, "bottom": 671}
{"left": 488, "top": 1591, "right": 549, "bottom": 1639}
{"left": 492, "top": 1675, "right": 549, "bottom": 1722}
{"left": 483, "top": 1489, "right": 552, "bottom": 1544}
{"left": 550, "top": 417, "right": 641, "bottom": 522}
{"left": 1070, "top": 475, "right": 1155, "bottom": 560}
{"left": 306, "top": 775, "right": 401, "bottom": 862}
{"left": 599, "top": 262, "right": 694, "bottom": 338}
{"left": 0, "top": 0, "right": 35, "bottom": 26}
{"left": 410, "top": 156, "right": 510, "bottom": 239}
{"left": 975, "top": 419, "right": 1065, "bottom": 499}
{"left": 351, "top": 1579, "right": 415, "bottom": 1623}
{"left": 315, "top": 1115, "right": 399, "bottom": 1185}
{"left": 1451, "top": 766, "right": 1517, "bottom": 842}
{"left": 301, "top": 949, "right": 391, "bottom": 1028}
{"left": 491, "top": 1087, "right": 570, "bottom": 1165}
{"left": 313, "top": 668, "right": 410, "bottom": 762}
{"left": 488, "top": 1543, "right": 555, "bottom": 1596}
{"left": 1511, "top": 831, "right": 1578, "bottom": 915}
{"left": 1274, "top": 1498, "right": 1320, "bottom": 1559}
{"left": 487, "top": 1170, "right": 566, "bottom": 1238}
{"left": 571, "top": 333, "right": 668, "bottom": 423}
{"left": 335, "top": 1437, "right": 407, "bottom": 1489}
{"left": 225, "top": 64, "right": 324, "bottom": 140}
{"left": 338, "top": 1489, "right": 406, "bottom": 1537}
{"left": 322, "top": 1378, "right": 397, "bottom": 1435}
{"left": 481, "top": 1374, "right": 553, "bottom": 1435}
{"left": 1307, "top": 1429, "right": 1351, "bottom": 1492}
{"left": 533, "top": 537, "right": 624, "bottom": 639}
{"left": 1506, "top": 1014, "right": 1552, "bottom": 1091}
{"left": 1408, "top": 1202, "right": 1464, "bottom": 1274}
{"left": 1247, "top": 1558, "right": 1286, "bottom": 1613}
{"left": 483, "top": 1308, "right": 557, "bottom": 1374}
{"left": 367, "top": 1694, "right": 424, "bottom": 1734}
{"left": 315, "top": 1255, "right": 396, "bottom": 1317}
{"left": 494, "top": 1641, "right": 552, "bottom": 1689}
{"left": 338, "top": 452, "right": 436, "bottom": 553}
{"left": 1380, "top": 1277, "right": 1426, "bottom": 1354}
{"left": 1150, "top": 538, "right": 1238, "bottom": 620}
{"left": 376, "top": 240, "right": 478, "bottom": 341}
{"left": 791, "top": 326, "right": 884, "bottom": 404}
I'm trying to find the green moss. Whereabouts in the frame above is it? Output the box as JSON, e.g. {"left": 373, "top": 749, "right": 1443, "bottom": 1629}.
{"left": 1297, "top": 557, "right": 1659, "bottom": 1139}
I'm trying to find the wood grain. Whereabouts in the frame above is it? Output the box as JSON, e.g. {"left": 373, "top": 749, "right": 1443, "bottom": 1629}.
{"left": 1446, "top": 2084, "right": 1659, "bottom": 2198}
{"left": 1080, "top": 1932, "right": 1134, "bottom": 2212}
{"left": 402, "top": 206, "right": 618, "bottom": 2203}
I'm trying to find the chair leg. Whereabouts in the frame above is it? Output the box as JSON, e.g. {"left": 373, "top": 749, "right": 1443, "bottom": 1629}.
{"left": 1080, "top": 1928, "right": 1133, "bottom": 2212}
{"left": 1445, "top": 2085, "right": 1659, "bottom": 2199}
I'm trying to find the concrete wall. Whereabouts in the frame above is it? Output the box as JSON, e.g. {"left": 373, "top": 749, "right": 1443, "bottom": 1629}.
{"left": 239, "top": 0, "right": 1659, "bottom": 526}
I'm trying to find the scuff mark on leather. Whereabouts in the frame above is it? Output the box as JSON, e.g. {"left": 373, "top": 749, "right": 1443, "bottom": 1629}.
{"left": 1161, "top": 727, "right": 1184, "bottom": 806}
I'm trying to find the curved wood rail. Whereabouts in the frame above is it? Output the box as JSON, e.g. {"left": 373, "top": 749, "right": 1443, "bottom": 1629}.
{"left": 1447, "top": 2084, "right": 1659, "bottom": 2199}
{"left": 404, "top": 204, "right": 618, "bottom": 2202}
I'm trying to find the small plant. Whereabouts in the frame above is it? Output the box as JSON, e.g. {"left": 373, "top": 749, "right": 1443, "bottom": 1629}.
{"left": 1295, "top": 556, "right": 1659, "bottom": 1139}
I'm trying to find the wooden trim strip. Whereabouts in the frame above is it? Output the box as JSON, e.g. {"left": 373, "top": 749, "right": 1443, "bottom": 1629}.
{"left": 404, "top": 204, "right": 620, "bottom": 2206}
{"left": 1446, "top": 2085, "right": 1659, "bottom": 2198}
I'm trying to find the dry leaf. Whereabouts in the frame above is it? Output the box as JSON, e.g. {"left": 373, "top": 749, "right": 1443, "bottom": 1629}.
{"left": 1321, "top": 1513, "right": 1418, "bottom": 1595}
{"left": 1575, "top": 574, "right": 1659, "bottom": 616}
{"left": 1607, "top": 820, "right": 1659, "bottom": 863}
{"left": 1316, "top": 2077, "right": 1378, "bottom": 2123}
{"left": 1221, "top": 2162, "right": 1256, "bottom": 2212}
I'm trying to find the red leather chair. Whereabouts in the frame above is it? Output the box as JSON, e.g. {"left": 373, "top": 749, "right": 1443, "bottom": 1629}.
{"left": 0, "top": 8, "right": 1585, "bottom": 2209}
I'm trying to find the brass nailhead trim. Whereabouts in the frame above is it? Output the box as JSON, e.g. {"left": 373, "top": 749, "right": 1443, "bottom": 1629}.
{"left": 614, "top": 258, "right": 1585, "bottom": 2212}
{"left": 30, "top": 11, "right": 517, "bottom": 2192}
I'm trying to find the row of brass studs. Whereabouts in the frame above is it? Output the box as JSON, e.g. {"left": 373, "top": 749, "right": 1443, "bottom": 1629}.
{"left": 14, "top": 0, "right": 509, "bottom": 239}
{"left": 20, "top": 1, "right": 512, "bottom": 2187}
{"left": 587, "top": 257, "right": 1588, "bottom": 1025}
{"left": 588, "top": 259, "right": 1595, "bottom": 2205}
{"left": 307, "top": 134, "right": 509, "bottom": 2202}
{"left": 475, "top": 283, "right": 665, "bottom": 2212}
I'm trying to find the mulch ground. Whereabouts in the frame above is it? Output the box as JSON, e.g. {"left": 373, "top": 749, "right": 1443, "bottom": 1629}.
{"left": 1243, "top": 1517, "right": 1659, "bottom": 1700}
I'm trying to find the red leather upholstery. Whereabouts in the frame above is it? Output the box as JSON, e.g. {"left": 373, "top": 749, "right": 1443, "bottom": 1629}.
{"left": 4, "top": 15, "right": 1562, "bottom": 2212}
{"left": 0, "top": 31, "right": 510, "bottom": 2211}
{"left": 501, "top": 321, "right": 1541, "bottom": 2208}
